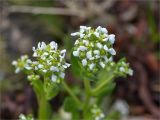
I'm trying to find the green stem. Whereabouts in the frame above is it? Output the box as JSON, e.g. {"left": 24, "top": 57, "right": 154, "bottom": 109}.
{"left": 62, "top": 81, "right": 81, "bottom": 105}
{"left": 38, "top": 97, "right": 50, "bottom": 120}
{"left": 92, "top": 75, "right": 114, "bottom": 94}
{"left": 83, "top": 79, "right": 91, "bottom": 116}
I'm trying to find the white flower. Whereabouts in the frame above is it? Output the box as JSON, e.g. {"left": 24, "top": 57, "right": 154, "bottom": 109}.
{"left": 82, "top": 59, "right": 87, "bottom": 66}
{"left": 60, "top": 72, "right": 65, "bottom": 78}
{"left": 25, "top": 66, "right": 32, "bottom": 70}
{"left": 119, "top": 67, "right": 125, "bottom": 72}
{"left": 61, "top": 49, "right": 66, "bottom": 58}
{"left": 128, "top": 69, "right": 133, "bottom": 76}
{"left": 51, "top": 74, "right": 57, "bottom": 82}
{"left": 50, "top": 66, "right": 59, "bottom": 72}
{"left": 86, "top": 51, "right": 92, "bottom": 59}
{"left": 50, "top": 41, "right": 58, "bottom": 50}
{"left": 101, "top": 28, "right": 108, "bottom": 34}
{"left": 99, "top": 62, "right": 105, "bottom": 68}
{"left": 102, "top": 38, "right": 108, "bottom": 41}
{"left": 108, "top": 34, "right": 115, "bottom": 44}
{"left": 89, "top": 63, "right": 95, "bottom": 70}
{"left": 94, "top": 32, "right": 99, "bottom": 37}
{"left": 15, "top": 68, "right": 20, "bottom": 73}
{"left": 108, "top": 48, "right": 116, "bottom": 55}
{"left": 78, "top": 46, "right": 87, "bottom": 51}
{"left": 75, "top": 40, "right": 79, "bottom": 45}
{"left": 73, "top": 51, "right": 79, "bottom": 56}
{"left": 43, "top": 52, "right": 49, "bottom": 56}
{"left": 103, "top": 45, "right": 108, "bottom": 51}
{"left": 80, "top": 26, "right": 87, "bottom": 29}
{"left": 38, "top": 64, "right": 43, "bottom": 69}
{"left": 95, "top": 55, "right": 100, "bottom": 59}
{"left": 71, "top": 32, "right": 79, "bottom": 36}
{"left": 33, "top": 52, "right": 38, "bottom": 57}
{"left": 83, "top": 40, "right": 89, "bottom": 46}
{"left": 96, "top": 43, "right": 102, "bottom": 49}
{"left": 80, "top": 33, "right": 85, "bottom": 38}
{"left": 42, "top": 69, "right": 47, "bottom": 73}
{"left": 93, "top": 50, "right": 100, "bottom": 55}
{"left": 62, "top": 63, "right": 70, "bottom": 69}
{"left": 12, "top": 61, "right": 17, "bottom": 65}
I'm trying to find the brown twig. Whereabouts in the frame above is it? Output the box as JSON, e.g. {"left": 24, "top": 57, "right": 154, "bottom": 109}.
{"left": 7, "top": 5, "right": 84, "bottom": 17}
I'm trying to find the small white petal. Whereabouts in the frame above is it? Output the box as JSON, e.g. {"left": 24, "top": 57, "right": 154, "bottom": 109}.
{"left": 83, "top": 40, "right": 89, "bottom": 46}
{"left": 71, "top": 32, "right": 79, "bottom": 36}
{"left": 103, "top": 56, "right": 108, "bottom": 62}
{"left": 99, "top": 62, "right": 105, "bottom": 68}
{"left": 89, "top": 63, "right": 95, "bottom": 70}
{"left": 73, "top": 51, "right": 79, "bottom": 56}
{"left": 128, "top": 69, "right": 133, "bottom": 76}
{"left": 108, "top": 34, "right": 115, "bottom": 44}
{"left": 119, "top": 67, "right": 125, "bottom": 72}
{"left": 75, "top": 40, "right": 79, "bottom": 45}
{"left": 94, "top": 32, "right": 99, "bottom": 37}
{"left": 51, "top": 74, "right": 57, "bottom": 82}
{"left": 103, "top": 45, "right": 108, "bottom": 51}
{"left": 80, "top": 26, "right": 87, "bottom": 29}
{"left": 80, "top": 33, "right": 85, "bottom": 38}
{"left": 101, "top": 28, "right": 108, "bottom": 34}
{"left": 41, "top": 42, "right": 46, "bottom": 49}
{"left": 61, "top": 49, "right": 66, "bottom": 58}
{"left": 86, "top": 51, "right": 92, "bottom": 59}
{"left": 38, "top": 42, "right": 41, "bottom": 48}
{"left": 93, "top": 50, "right": 100, "bottom": 55}
{"left": 33, "top": 52, "right": 38, "bottom": 57}
{"left": 60, "top": 72, "right": 65, "bottom": 78}
{"left": 26, "top": 59, "right": 32, "bottom": 63}
{"left": 89, "top": 57, "right": 95, "bottom": 60}
{"left": 43, "top": 52, "right": 48, "bottom": 56}
{"left": 108, "top": 48, "right": 116, "bottom": 55}
{"left": 32, "top": 46, "right": 36, "bottom": 51}
{"left": 15, "top": 68, "right": 20, "bottom": 73}
{"left": 96, "top": 26, "right": 102, "bottom": 31}
{"left": 50, "top": 66, "right": 59, "bottom": 72}
{"left": 42, "top": 69, "right": 47, "bottom": 73}
{"left": 108, "top": 57, "right": 113, "bottom": 61}
{"left": 82, "top": 59, "right": 87, "bottom": 66}
{"left": 38, "top": 64, "right": 43, "bottom": 69}
{"left": 50, "top": 41, "right": 58, "bottom": 50}
{"left": 65, "top": 63, "right": 71, "bottom": 67}
{"left": 80, "top": 29, "right": 85, "bottom": 33}
{"left": 63, "top": 65, "right": 68, "bottom": 68}
{"left": 25, "top": 66, "right": 32, "bottom": 70}
{"left": 78, "top": 46, "right": 87, "bottom": 51}
{"left": 96, "top": 43, "right": 102, "bottom": 49}
{"left": 12, "top": 61, "right": 17, "bottom": 65}
{"left": 95, "top": 55, "right": 100, "bottom": 59}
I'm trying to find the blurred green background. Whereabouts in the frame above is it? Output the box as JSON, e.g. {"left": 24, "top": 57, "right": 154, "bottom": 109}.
{"left": 0, "top": 0, "right": 159, "bottom": 119}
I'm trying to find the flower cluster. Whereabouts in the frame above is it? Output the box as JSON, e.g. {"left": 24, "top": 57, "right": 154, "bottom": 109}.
{"left": 91, "top": 105, "right": 104, "bottom": 120}
{"left": 12, "top": 55, "right": 32, "bottom": 73}
{"left": 114, "top": 59, "right": 133, "bottom": 76}
{"left": 71, "top": 26, "right": 116, "bottom": 73}
{"left": 12, "top": 41, "right": 70, "bottom": 83}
